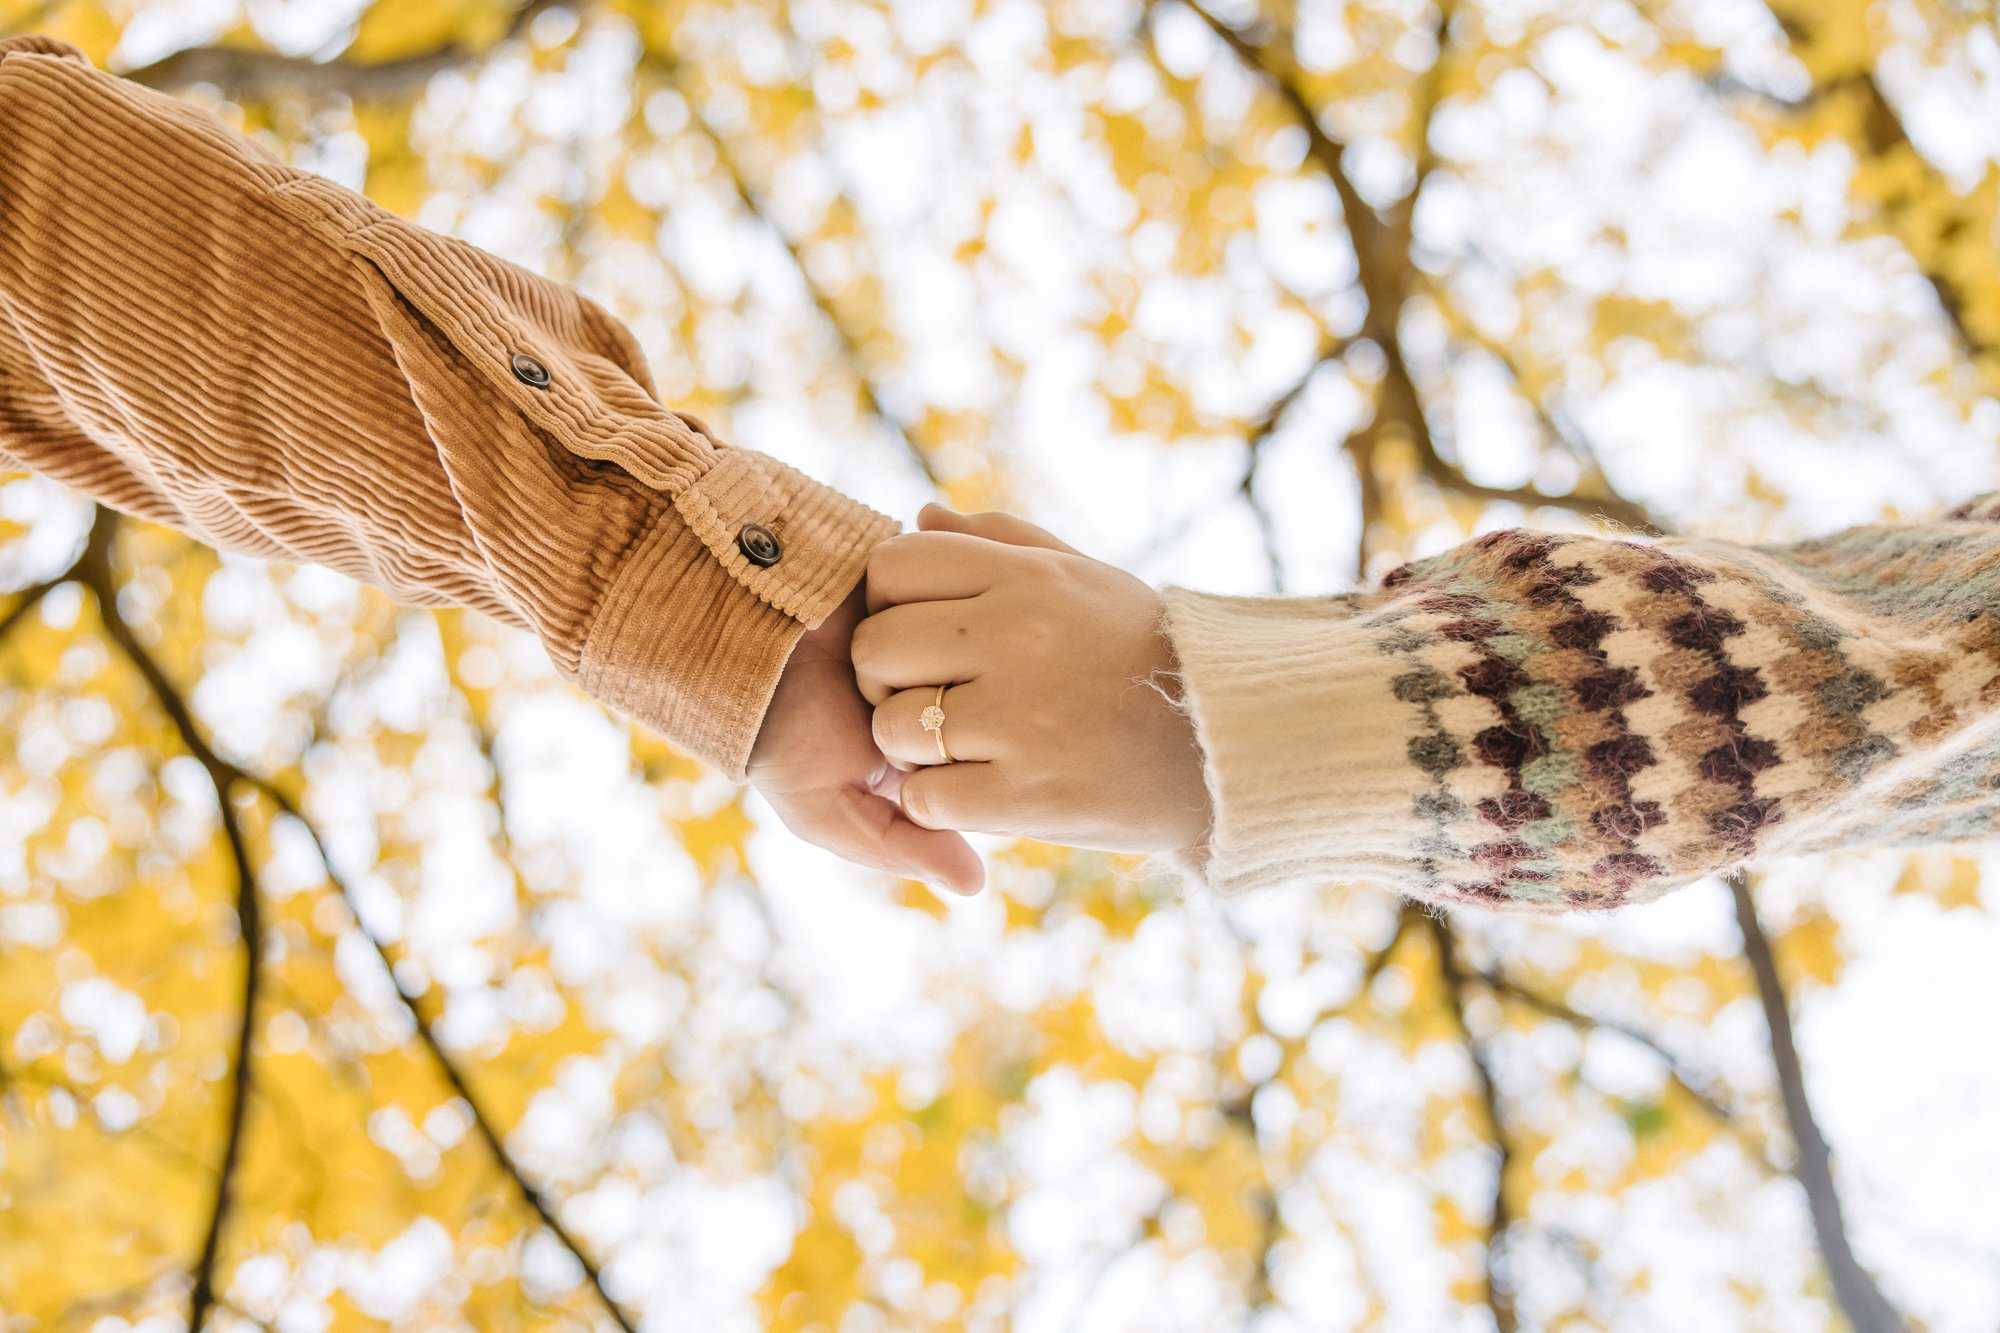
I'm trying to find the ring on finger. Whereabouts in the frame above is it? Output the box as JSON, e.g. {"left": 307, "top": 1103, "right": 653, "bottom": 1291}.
{"left": 918, "top": 684, "right": 954, "bottom": 763}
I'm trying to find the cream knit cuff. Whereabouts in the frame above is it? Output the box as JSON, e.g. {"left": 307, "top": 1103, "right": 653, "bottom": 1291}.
{"left": 1156, "top": 586, "right": 1432, "bottom": 900}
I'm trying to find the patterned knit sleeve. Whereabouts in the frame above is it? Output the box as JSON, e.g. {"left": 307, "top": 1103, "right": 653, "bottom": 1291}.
{"left": 1158, "top": 493, "right": 2000, "bottom": 912}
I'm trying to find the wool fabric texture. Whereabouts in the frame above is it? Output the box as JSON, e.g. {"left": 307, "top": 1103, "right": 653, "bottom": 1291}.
{"left": 1162, "top": 493, "right": 2000, "bottom": 910}
{"left": 9, "top": 36, "right": 2000, "bottom": 915}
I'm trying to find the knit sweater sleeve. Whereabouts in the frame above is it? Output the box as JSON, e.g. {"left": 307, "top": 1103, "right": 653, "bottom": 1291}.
{"left": 1159, "top": 492, "right": 2000, "bottom": 912}
{"left": 0, "top": 35, "right": 896, "bottom": 780}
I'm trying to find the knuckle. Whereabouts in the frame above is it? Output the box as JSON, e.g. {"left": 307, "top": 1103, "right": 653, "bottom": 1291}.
{"left": 849, "top": 615, "right": 880, "bottom": 669}
{"left": 871, "top": 532, "right": 923, "bottom": 571}
{"left": 865, "top": 537, "right": 905, "bottom": 588}
{"left": 902, "top": 778, "right": 939, "bottom": 828}
{"left": 1020, "top": 708, "right": 1063, "bottom": 753}
{"left": 871, "top": 703, "right": 900, "bottom": 755}
{"left": 1008, "top": 610, "right": 1055, "bottom": 654}
{"left": 1010, "top": 763, "right": 1057, "bottom": 809}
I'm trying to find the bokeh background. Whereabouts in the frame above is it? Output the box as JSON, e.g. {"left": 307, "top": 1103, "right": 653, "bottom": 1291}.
{"left": 2, "top": 0, "right": 1998, "bottom": 1329}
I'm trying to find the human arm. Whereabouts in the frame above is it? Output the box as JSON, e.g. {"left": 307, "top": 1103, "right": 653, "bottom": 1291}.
{"left": 856, "top": 497, "right": 2000, "bottom": 912}
{"left": 0, "top": 35, "right": 977, "bottom": 890}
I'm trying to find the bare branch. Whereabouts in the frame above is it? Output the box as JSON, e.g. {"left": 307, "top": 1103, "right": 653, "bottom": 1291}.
{"left": 640, "top": 49, "right": 942, "bottom": 491}
{"left": 75, "top": 509, "right": 261, "bottom": 1331}
{"left": 1234, "top": 331, "right": 1361, "bottom": 589}
{"left": 1429, "top": 916, "right": 1518, "bottom": 1333}
{"left": 1174, "top": 0, "right": 1662, "bottom": 553}
{"left": 1471, "top": 963, "right": 1780, "bottom": 1172}
{"left": 1755, "top": 4, "right": 1999, "bottom": 381}
{"left": 1729, "top": 875, "right": 1909, "bottom": 1333}
{"left": 0, "top": 578, "right": 59, "bottom": 643}
{"left": 1208, "top": 898, "right": 1424, "bottom": 1323}
{"left": 1422, "top": 271, "right": 1663, "bottom": 533}
{"left": 1388, "top": 0, "right": 1457, "bottom": 252}
{"left": 122, "top": 0, "right": 567, "bottom": 99}
{"left": 1415, "top": 458, "right": 1662, "bottom": 535}
{"left": 72, "top": 507, "right": 632, "bottom": 1330}
{"left": 1250, "top": 334, "right": 1358, "bottom": 457}
{"left": 0, "top": 518, "right": 100, "bottom": 645}
{"left": 1174, "top": 1, "right": 1400, "bottom": 330}
{"left": 245, "top": 775, "right": 640, "bottom": 1333}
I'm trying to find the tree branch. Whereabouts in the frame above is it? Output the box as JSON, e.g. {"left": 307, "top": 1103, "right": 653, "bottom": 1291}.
{"left": 75, "top": 509, "right": 261, "bottom": 1331}
{"left": 1236, "top": 332, "right": 1359, "bottom": 590}
{"left": 1755, "top": 4, "right": 2000, "bottom": 384}
{"left": 72, "top": 507, "right": 633, "bottom": 1330}
{"left": 245, "top": 775, "right": 640, "bottom": 1333}
{"left": 1429, "top": 916, "right": 1518, "bottom": 1333}
{"left": 121, "top": 0, "right": 567, "bottom": 99}
{"left": 1422, "top": 273, "right": 1664, "bottom": 534}
{"left": 0, "top": 578, "right": 58, "bottom": 644}
{"left": 1471, "top": 963, "right": 1779, "bottom": 1172}
{"left": 0, "top": 516, "right": 101, "bottom": 646}
{"left": 1729, "top": 875, "right": 1908, "bottom": 1333}
{"left": 1415, "top": 460, "right": 1661, "bottom": 534}
{"left": 1175, "top": 0, "right": 1661, "bottom": 553}
{"left": 640, "top": 49, "right": 943, "bottom": 491}
{"left": 1174, "top": 1, "right": 1400, "bottom": 328}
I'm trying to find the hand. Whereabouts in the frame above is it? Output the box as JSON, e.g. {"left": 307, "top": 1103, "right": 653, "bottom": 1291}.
{"left": 852, "top": 505, "right": 1212, "bottom": 854}
{"left": 747, "top": 580, "right": 986, "bottom": 894}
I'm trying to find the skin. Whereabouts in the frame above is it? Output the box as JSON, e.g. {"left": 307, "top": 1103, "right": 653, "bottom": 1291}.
{"left": 851, "top": 505, "right": 1214, "bottom": 856}
{"left": 746, "top": 580, "right": 987, "bottom": 895}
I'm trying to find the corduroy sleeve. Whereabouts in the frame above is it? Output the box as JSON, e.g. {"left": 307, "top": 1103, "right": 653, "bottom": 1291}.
{"left": 0, "top": 35, "right": 896, "bottom": 779}
{"left": 1160, "top": 493, "right": 2000, "bottom": 912}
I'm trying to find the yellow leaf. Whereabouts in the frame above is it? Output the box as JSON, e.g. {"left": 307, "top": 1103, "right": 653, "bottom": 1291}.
{"left": 677, "top": 794, "right": 754, "bottom": 882}
{"left": 1776, "top": 904, "right": 1843, "bottom": 988}
{"left": 348, "top": 0, "right": 514, "bottom": 64}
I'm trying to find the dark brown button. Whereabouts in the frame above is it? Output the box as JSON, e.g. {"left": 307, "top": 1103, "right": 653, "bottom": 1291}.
{"left": 510, "top": 352, "right": 551, "bottom": 388}
{"left": 737, "top": 522, "right": 783, "bottom": 567}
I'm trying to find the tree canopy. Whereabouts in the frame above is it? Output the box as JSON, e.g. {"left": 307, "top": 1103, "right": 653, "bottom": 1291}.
{"left": 1, "top": 0, "right": 1996, "bottom": 1329}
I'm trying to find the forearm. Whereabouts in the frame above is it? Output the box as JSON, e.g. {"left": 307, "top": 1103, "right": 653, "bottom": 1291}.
{"left": 1162, "top": 500, "right": 2000, "bottom": 911}
{"left": 0, "top": 35, "right": 895, "bottom": 776}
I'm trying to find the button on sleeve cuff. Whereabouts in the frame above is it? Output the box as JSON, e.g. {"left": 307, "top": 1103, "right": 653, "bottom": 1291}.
{"left": 583, "top": 454, "right": 898, "bottom": 780}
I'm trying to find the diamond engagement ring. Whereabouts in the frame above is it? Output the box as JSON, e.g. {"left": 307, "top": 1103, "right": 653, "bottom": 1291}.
{"left": 919, "top": 685, "right": 953, "bottom": 763}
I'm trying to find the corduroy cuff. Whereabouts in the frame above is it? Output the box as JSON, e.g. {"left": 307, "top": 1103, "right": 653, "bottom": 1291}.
{"left": 583, "top": 459, "right": 896, "bottom": 782}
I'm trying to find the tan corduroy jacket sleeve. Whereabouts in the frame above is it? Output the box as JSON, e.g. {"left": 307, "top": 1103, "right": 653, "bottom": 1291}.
{"left": 0, "top": 34, "right": 896, "bottom": 778}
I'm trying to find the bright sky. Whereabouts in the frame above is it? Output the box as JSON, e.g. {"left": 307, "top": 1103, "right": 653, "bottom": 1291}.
{"left": 7, "top": 0, "right": 1995, "bottom": 1328}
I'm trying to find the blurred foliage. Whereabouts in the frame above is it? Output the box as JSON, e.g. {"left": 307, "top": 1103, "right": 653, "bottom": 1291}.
{"left": 1, "top": 0, "right": 1996, "bottom": 1330}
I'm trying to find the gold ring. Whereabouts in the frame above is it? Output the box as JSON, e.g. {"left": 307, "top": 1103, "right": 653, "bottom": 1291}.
{"left": 918, "top": 684, "right": 953, "bottom": 763}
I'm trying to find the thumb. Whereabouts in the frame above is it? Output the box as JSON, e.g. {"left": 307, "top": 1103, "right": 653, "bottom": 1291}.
{"left": 813, "top": 783, "right": 988, "bottom": 896}
{"left": 918, "top": 502, "right": 1082, "bottom": 556}
{"left": 877, "top": 807, "right": 987, "bottom": 896}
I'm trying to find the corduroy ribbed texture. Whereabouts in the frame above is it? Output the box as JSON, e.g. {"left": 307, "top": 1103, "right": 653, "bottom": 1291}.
{"left": 1163, "top": 503, "right": 2000, "bottom": 912}
{"left": 0, "top": 36, "right": 896, "bottom": 779}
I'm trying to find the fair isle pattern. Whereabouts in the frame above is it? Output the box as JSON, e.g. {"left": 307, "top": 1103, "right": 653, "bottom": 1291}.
{"left": 1348, "top": 501, "right": 2000, "bottom": 910}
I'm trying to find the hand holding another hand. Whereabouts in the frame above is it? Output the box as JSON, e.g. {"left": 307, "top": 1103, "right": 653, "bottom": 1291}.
{"left": 853, "top": 505, "right": 1213, "bottom": 856}
{"left": 747, "top": 581, "right": 987, "bottom": 895}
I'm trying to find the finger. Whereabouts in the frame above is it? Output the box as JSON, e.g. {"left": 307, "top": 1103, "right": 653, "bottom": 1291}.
{"left": 791, "top": 784, "right": 986, "bottom": 895}
{"left": 851, "top": 600, "right": 988, "bottom": 707}
{"left": 876, "top": 805, "right": 986, "bottom": 895}
{"left": 917, "top": 503, "right": 1083, "bottom": 555}
{"left": 874, "top": 680, "right": 1003, "bottom": 768}
{"left": 900, "top": 760, "right": 1030, "bottom": 837}
{"left": 866, "top": 531, "right": 1018, "bottom": 614}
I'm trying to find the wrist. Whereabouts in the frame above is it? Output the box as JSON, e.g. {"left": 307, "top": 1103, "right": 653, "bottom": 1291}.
{"left": 750, "top": 578, "right": 865, "bottom": 771}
